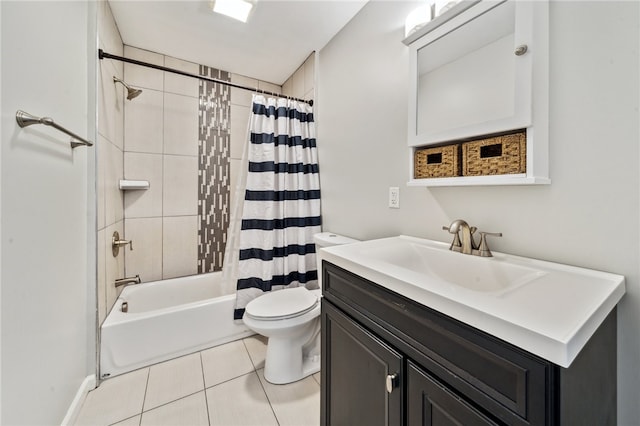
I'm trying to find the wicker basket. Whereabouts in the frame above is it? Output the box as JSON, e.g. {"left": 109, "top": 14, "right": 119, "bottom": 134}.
{"left": 414, "top": 144, "right": 460, "bottom": 179}
{"left": 462, "top": 132, "right": 526, "bottom": 176}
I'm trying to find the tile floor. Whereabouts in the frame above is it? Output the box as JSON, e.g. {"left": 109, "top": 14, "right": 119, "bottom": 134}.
{"left": 75, "top": 336, "right": 320, "bottom": 426}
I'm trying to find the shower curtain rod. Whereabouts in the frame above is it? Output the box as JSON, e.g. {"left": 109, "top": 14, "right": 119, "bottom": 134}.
{"left": 98, "top": 49, "right": 314, "bottom": 106}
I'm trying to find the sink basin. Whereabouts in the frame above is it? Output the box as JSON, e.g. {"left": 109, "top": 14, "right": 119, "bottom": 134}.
{"left": 358, "top": 238, "right": 546, "bottom": 294}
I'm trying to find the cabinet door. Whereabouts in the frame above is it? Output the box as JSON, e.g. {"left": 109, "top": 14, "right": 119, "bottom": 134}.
{"left": 408, "top": 0, "right": 543, "bottom": 146}
{"left": 407, "top": 362, "right": 501, "bottom": 426}
{"left": 321, "top": 301, "right": 403, "bottom": 426}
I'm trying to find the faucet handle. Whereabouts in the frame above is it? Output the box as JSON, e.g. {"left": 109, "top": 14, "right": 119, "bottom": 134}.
{"left": 478, "top": 232, "right": 502, "bottom": 257}
{"left": 442, "top": 225, "right": 462, "bottom": 249}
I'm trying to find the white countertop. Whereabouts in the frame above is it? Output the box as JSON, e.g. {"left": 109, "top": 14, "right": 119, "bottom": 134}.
{"left": 319, "top": 236, "right": 625, "bottom": 368}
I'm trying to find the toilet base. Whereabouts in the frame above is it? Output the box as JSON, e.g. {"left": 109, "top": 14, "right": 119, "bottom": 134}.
{"left": 264, "top": 351, "right": 320, "bottom": 385}
{"left": 262, "top": 327, "right": 321, "bottom": 385}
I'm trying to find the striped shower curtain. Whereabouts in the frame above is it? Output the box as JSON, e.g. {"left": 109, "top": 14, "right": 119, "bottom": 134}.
{"left": 233, "top": 95, "right": 321, "bottom": 320}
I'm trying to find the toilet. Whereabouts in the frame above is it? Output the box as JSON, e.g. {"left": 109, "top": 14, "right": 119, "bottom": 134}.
{"left": 242, "top": 232, "right": 359, "bottom": 384}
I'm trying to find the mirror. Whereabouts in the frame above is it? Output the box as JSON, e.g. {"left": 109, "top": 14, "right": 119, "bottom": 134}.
{"left": 409, "top": 0, "right": 531, "bottom": 146}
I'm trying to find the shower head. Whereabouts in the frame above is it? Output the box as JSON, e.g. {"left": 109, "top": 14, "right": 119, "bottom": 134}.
{"left": 113, "top": 76, "right": 143, "bottom": 100}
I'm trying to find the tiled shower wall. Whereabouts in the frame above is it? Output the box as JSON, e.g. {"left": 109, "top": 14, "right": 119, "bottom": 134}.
{"left": 121, "top": 47, "right": 282, "bottom": 283}
{"left": 281, "top": 52, "right": 316, "bottom": 102}
{"left": 96, "top": 1, "right": 125, "bottom": 325}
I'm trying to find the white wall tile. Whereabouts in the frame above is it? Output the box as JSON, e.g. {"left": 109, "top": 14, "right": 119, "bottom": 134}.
{"left": 98, "top": 1, "right": 124, "bottom": 66}
{"left": 258, "top": 80, "right": 281, "bottom": 96}
{"left": 105, "top": 221, "right": 125, "bottom": 313}
{"left": 292, "top": 67, "right": 305, "bottom": 99}
{"left": 97, "top": 135, "right": 108, "bottom": 231}
{"left": 230, "top": 104, "right": 249, "bottom": 160}
{"left": 162, "top": 216, "right": 198, "bottom": 279}
{"left": 124, "top": 152, "right": 163, "bottom": 218}
{"left": 305, "top": 88, "right": 315, "bottom": 105}
{"left": 282, "top": 78, "right": 293, "bottom": 97}
{"left": 304, "top": 54, "right": 315, "bottom": 94}
{"left": 124, "top": 46, "right": 164, "bottom": 91}
{"left": 164, "top": 93, "right": 199, "bottom": 156}
{"left": 124, "top": 88, "right": 163, "bottom": 153}
{"left": 231, "top": 74, "right": 258, "bottom": 106}
{"left": 163, "top": 155, "right": 198, "bottom": 216}
{"left": 98, "top": 59, "right": 124, "bottom": 149}
{"left": 124, "top": 217, "right": 163, "bottom": 282}
{"left": 97, "top": 228, "right": 107, "bottom": 325}
{"left": 164, "top": 56, "right": 199, "bottom": 98}
{"left": 105, "top": 141, "right": 124, "bottom": 226}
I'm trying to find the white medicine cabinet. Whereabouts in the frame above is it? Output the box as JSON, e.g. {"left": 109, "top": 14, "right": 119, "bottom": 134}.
{"left": 405, "top": 0, "right": 550, "bottom": 186}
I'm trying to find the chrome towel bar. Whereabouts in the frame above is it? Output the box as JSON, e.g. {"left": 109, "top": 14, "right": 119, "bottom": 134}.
{"left": 16, "top": 110, "right": 93, "bottom": 149}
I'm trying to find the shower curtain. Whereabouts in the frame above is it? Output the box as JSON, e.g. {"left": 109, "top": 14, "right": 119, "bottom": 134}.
{"left": 233, "top": 95, "right": 321, "bottom": 320}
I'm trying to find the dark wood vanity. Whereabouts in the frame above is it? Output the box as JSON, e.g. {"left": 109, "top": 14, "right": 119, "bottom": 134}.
{"left": 320, "top": 261, "right": 617, "bottom": 426}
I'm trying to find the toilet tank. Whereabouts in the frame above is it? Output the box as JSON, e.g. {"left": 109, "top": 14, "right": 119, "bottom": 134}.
{"left": 314, "top": 232, "right": 360, "bottom": 289}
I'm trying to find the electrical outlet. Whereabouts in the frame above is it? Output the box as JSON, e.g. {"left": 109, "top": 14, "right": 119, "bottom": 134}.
{"left": 389, "top": 187, "right": 400, "bottom": 208}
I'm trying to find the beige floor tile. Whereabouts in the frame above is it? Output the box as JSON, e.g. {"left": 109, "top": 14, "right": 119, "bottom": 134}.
{"left": 243, "top": 335, "right": 268, "bottom": 370}
{"left": 143, "top": 352, "right": 205, "bottom": 410}
{"left": 206, "top": 372, "right": 278, "bottom": 426}
{"left": 141, "top": 392, "right": 209, "bottom": 426}
{"left": 74, "top": 368, "right": 148, "bottom": 426}
{"left": 257, "top": 369, "right": 320, "bottom": 426}
{"left": 201, "top": 340, "right": 255, "bottom": 387}
{"left": 112, "top": 415, "right": 141, "bottom": 426}
{"left": 313, "top": 372, "right": 321, "bottom": 385}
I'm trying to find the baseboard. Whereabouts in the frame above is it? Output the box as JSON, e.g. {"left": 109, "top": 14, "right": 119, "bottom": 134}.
{"left": 60, "top": 374, "right": 96, "bottom": 426}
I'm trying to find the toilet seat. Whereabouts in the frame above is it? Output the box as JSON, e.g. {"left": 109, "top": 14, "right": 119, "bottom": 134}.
{"left": 245, "top": 287, "right": 319, "bottom": 321}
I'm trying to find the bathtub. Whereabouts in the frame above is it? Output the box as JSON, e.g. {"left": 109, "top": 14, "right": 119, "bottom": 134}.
{"left": 100, "top": 272, "right": 253, "bottom": 378}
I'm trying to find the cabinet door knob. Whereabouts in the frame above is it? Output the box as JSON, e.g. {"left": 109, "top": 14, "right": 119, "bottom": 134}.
{"left": 514, "top": 44, "right": 528, "bottom": 56}
{"left": 386, "top": 373, "right": 399, "bottom": 393}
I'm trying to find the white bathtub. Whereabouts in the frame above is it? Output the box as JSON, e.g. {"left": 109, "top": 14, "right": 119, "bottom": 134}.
{"left": 100, "top": 272, "right": 253, "bottom": 378}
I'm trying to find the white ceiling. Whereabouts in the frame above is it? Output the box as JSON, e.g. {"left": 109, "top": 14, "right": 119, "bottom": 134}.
{"left": 108, "top": 0, "right": 368, "bottom": 85}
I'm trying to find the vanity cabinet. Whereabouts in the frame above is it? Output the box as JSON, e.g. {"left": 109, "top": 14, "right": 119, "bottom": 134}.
{"left": 320, "top": 261, "right": 617, "bottom": 426}
{"left": 405, "top": 0, "right": 550, "bottom": 186}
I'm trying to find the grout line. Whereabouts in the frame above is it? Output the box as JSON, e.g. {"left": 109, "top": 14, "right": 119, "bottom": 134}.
{"left": 106, "top": 413, "right": 141, "bottom": 426}
{"left": 140, "top": 390, "right": 205, "bottom": 415}
{"left": 241, "top": 337, "right": 259, "bottom": 370}
{"left": 138, "top": 368, "right": 151, "bottom": 424}
{"left": 203, "top": 369, "right": 256, "bottom": 391}
{"left": 199, "top": 352, "right": 212, "bottom": 426}
{"left": 254, "top": 368, "right": 281, "bottom": 426}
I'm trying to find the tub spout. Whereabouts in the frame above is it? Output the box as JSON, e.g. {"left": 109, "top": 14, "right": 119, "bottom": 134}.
{"left": 115, "top": 275, "right": 141, "bottom": 288}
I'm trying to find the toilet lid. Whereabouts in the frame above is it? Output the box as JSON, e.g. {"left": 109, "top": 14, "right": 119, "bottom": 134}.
{"left": 245, "top": 287, "right": 319, "bottom": 320}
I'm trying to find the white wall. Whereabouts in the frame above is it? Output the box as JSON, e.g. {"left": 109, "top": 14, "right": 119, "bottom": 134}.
{"left": 317, "top": 1, "right": 639, "bottom": 423}
{"left": 1, "top": 1, "right": 96, "bottom": 423}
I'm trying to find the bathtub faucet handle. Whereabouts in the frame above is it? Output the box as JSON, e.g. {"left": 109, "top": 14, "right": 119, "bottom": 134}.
{"left": 111, "top": 231, "right": 133, "bottom": 257}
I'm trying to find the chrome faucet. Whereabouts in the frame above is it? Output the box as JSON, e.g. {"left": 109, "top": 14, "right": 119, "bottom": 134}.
{"left": 442, "top": 220, "right": 502, "bottom": 257}
{"left": 115, "top": 275, "right": 141, "bottom": 287}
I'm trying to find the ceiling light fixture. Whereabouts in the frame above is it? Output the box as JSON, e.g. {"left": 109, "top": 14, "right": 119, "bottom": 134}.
{"left": 211, "top": 0, "right": 255, "bottom": 23}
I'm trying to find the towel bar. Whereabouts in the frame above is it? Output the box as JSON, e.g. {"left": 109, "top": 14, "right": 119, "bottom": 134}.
{"left": 16, "top": 110, "right": 93, "bottom": 149}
